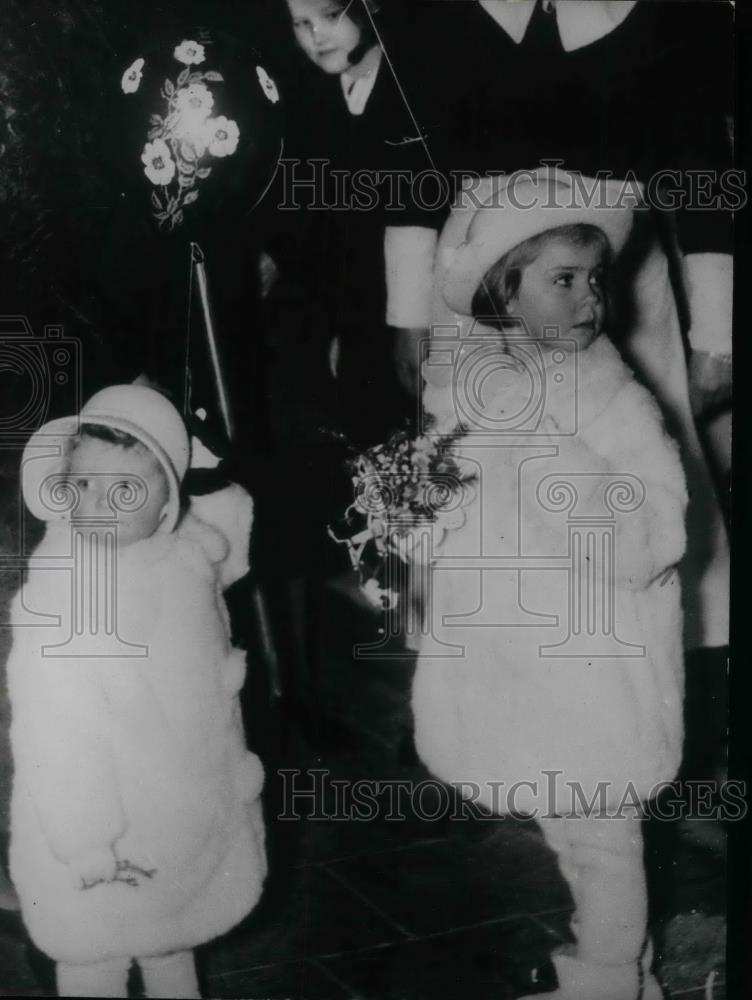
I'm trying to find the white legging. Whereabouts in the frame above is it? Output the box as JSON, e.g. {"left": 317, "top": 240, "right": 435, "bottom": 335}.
{"left": 538, "top": 813, "right": 647, "bottom": 968}
{"left": 57, "top": 949, "right": 200, "bottom": 999}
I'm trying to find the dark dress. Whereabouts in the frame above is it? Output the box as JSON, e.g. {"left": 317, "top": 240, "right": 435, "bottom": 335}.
{"left": 262, "top": 21, "right": 441, "bottom": 451}
{"left": 397, "top": 0, "right": 733, "bottom": 257}
{"left": 251, "top": 23, "right": 444, "bottom": 583}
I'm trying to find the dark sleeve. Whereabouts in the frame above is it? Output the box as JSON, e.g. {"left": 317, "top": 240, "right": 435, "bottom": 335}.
{"left": 376, "top": 3, "right": 454, "bottom": 234}
{"left": 651, "top": 1, "right": 734, "bottom": 255}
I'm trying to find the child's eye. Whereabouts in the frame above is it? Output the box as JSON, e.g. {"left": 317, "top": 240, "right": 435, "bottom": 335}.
{"left": 76, "top": 478, "right": 89, "bottom": 490}
{"left": 554, "top": 274, "right": 573, "bottom": 288}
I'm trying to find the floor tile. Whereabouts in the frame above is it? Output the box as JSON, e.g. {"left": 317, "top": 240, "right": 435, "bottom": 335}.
{"left": 323, "top": 821, "right": 572, "bottom": 938}
{"left": 670, "top": 981, "right": 725, "bottom": 1000}
{"left": 656, "top": 910, "right": 726, "bottom": 998}
{"left": 199, "top": 860, "right": 404, "bottom": 976}
{"left": 0, "top": 929, "right": 55, "bottom": 997}
{"left": 202, "top": 959, "right": 352, "bottom": 1000}
{"left": 320, "top": 917, "right": 558, "bottom": 1000}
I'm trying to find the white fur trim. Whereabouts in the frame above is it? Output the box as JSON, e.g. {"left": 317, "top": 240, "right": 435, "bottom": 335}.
{"left": 189, "top": 484, "right": 253, "bottom": 588}
{"left": 8, "top": 521, "right": 265, "bottom": 963}
{"left": 427, "top": 177, "right": 729, "bottom": 649}
{"left": 412, "top": 338, "right": 687, "bottom": 813}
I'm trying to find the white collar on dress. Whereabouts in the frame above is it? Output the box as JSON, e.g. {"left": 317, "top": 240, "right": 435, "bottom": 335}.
{"left": 340, "top": 47, "right": 383, "bottom": 116}
{"left": 477, "top": 0, "right": 637, "bottom": 52}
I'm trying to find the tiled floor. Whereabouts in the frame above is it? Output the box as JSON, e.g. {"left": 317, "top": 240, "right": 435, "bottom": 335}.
{"left": 0, "top": 442, "right": 728, "bottom": 998}
{"left": 207, "top": 589, "right": 725, "bottom": 1000}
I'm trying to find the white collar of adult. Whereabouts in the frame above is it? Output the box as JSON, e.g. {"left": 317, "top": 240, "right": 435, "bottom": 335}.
{"left": 477, "top": 0, "right": 637, "bottom": 52}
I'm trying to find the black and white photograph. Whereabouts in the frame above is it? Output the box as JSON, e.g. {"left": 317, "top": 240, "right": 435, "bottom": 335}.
{"left": 0, "top": 1, "right": 744, "bottom": 997}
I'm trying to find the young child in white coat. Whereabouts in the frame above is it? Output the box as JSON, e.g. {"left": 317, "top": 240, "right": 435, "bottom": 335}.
{"left": 412, "top": 171, "right": 687, "bottom": 1000}
{"left": 8, "top": 385, "right": 266, "bottom": 998}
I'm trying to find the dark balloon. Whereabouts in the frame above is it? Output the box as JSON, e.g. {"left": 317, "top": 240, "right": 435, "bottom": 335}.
{"left": 112, "top": 26, "right": 284, "bottom": 237}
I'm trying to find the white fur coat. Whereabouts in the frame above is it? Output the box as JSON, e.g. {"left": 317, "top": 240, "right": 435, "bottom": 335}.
{"left": 8, "top": 510, "right": 266, "bottom": 965}
{"left": 412, "top": 335, "right": 688, "bottom": 816}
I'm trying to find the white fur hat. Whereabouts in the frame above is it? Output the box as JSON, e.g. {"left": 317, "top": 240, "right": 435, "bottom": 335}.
{"left": 443, "top": 168, "right": 637, "bottom": 316}
{"left": 21, "top": 385, "right": 190, "bottom": 532}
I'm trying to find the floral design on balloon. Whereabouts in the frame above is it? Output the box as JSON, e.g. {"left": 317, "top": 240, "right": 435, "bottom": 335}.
{"left": 256, "top": 66, "right": 280, "bottom": 105}
{"left": 173, "top": 40, "right": 206, "bottom": 66}
{"left": 121, "top": 57, "right": 145, "bottom": 94}
{"left": 124, "top": 45, "right": 241, "bottom": 230}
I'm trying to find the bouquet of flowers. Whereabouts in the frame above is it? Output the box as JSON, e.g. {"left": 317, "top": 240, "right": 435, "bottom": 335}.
{"left": 329, "top": 428, "right": 474, "bottom": 610}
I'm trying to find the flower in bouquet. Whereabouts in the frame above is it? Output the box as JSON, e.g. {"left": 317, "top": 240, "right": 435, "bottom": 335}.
{"left": 329, "top": 427, "right": 475, "bottom": 611}
{"left": 362, "top": 579, "right": 399, "bottom": 611}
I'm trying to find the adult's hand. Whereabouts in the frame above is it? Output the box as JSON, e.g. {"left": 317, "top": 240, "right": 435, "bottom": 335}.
{"left": 392, "top": 327, "right": 428, "bottom": 398}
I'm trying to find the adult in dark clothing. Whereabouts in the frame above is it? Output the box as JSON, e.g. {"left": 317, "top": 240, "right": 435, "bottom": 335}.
{"left": 388, "top": 0, "right": 732, "bottom": 375}
{"left": 383, "top": 0, "right": 732, "bottom": 652}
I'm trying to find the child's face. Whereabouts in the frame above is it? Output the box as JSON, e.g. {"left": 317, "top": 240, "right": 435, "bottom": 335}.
{"left": 287, "top": 0, "right": 363, "bottom": 74}
{"left": 65, "top": 436, "right": 170, "bottom": 546}
{"left": 507, "top": 238, "right": 607, "bottom": 352}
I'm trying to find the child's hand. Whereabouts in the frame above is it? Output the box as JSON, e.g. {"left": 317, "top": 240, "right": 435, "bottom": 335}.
{"left": 67, "top": 846, "right": 118, "bottom": 890}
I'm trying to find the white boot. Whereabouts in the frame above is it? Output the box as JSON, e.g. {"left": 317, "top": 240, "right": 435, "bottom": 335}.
{"left": 518, "top": 954, "right": 641, "bottom": 1000}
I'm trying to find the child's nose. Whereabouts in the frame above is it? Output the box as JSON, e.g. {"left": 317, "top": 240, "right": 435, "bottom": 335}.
{"left": 90, "top": 487, "right": 112, "bottom": 515}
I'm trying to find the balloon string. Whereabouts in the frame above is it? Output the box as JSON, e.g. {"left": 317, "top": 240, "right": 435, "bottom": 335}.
{"left": 184, "top": 243, "right": 195, "bottom": 421}
{"left": 248, "top": 135, "right": 286, "bottom": 215}
{"left": 359, "top": 0, "right": 437, "bottom": 173}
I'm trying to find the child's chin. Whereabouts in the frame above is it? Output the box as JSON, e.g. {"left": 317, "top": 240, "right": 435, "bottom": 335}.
{"left": 570, "top": 327, "right": 603, "bottom": 351}
{"left": 114, "top": 525, "right": 155, "bottom": 547}
{"left": 316, "top": 52, "right": 348, "bottom": 73}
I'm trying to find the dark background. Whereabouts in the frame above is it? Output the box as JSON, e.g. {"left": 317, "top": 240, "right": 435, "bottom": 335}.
{"left": 0, "top": 2, "right": 748, "bottom": 993}
{"left": 0, "top": 1, "right": 294, "bottom": 403}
